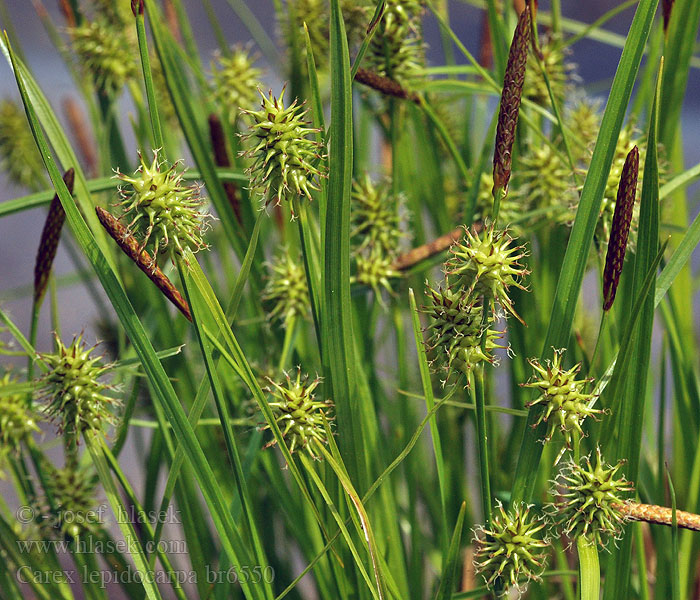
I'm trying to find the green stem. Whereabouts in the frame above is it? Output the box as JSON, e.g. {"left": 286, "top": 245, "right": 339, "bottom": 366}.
{"left": 471, "top": 366, "right": 492, "bottom": 526}
{"left": 134, "top": 6, "right": 165, "bottom": 154}
{"left": 577, "top": 535, "right": 600, "bottom": 600}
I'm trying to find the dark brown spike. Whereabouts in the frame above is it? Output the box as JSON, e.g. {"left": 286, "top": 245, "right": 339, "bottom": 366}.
{"left": 132, "top": 0, "right": 144, "bottom": 16}
{"left": 478, "top": 9, "right": 493, "bottom": 69}
{"left": 208, "top": 113, "right": 243, "bottom": 226}
{"left": 95, "top": 207, "right": 192, "bottom": 321}
{"left": 34, "top": 169, "right": 74, "bottom": 303}
{"left": 662, "top": 0, "right": 675, "bottom": 34}
{"left": 354, "top": 67, "right": 420, "bottom": 104}
{"left": 492, "top": 5, "right": 531, "bottom": 195}
{"left": 602, "top": 145, "right": 639, "bottom": 311}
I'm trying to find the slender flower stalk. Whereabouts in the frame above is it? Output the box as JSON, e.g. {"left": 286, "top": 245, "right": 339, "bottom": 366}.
{"left": 602, "top": 145, "right": 639, "bottom": 311}
{"left": 34, "top": 169, "right": 74, "bottom": 304}
{"left": 96, "top": 207, "right": 192, "bottom": 321}
{"left": 492, "top": 5, "right": 530, "bottom": 201}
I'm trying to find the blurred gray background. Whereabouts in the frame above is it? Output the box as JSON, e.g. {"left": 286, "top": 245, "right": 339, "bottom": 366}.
{"left": 0, "top": 0, "right": 698, "bottom": 351}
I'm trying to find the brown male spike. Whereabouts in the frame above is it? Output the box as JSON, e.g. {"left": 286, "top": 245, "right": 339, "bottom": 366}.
{"left": 602, "top": 145, "right": 639, "bottom": 311}
{"left": 493, "top": 5, "right": 530, "bottom": 198}
{"left": 34, "top": 168, "right": 74, "bottom": 303}
{"left": 96, "top": 206, "right": 192, "bottom": 321}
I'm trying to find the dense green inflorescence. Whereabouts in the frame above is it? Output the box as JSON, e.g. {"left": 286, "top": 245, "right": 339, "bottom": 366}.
{"left": 211, "top": 46, "right": 263, "bottom": 124}
{"left": 264, "top": 369, "right": 333, "bottom": 458}
{"left": 0, "top": 373, "right": 39, "bottom": 470}
{"left": 474, "top": 502, "right": 550, "bottom": 596}
{"left": 69, "top": 19, "right": 137, "bottom": 94}
{"left": 38, "top": 334, "right": 119, "bottom": 436}
{"left": 421, "top": 285, "right": 505, "bottom": 382}
{"left": 522, "top": 348, "right": 602, "bottom": 450}
{"left": 0, "top": 99, "right": 46, "bottom": 190}
{"left": 262, "top": 251, "right": 310, "bottom": 327}
{"left": 365, "top": 0, "right": 425, "bottom": 85}
{"left": 446, "top": 223, "right": 529, "bottom": 323}
{"left": 116, "top": 151, "right": 212, "bottom": 261}
{"left": 550, "top": 447, "right": 633, "bottom": 548}
{"left": 242, "top": 89, "right": 325, "bottom": 209}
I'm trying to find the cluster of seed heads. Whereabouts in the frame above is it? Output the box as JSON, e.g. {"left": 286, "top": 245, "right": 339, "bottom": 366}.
{"left": 211, "top": 46, "right": 263, "bottom": 125}
{"left": 115, "top": 150, "right": 212, "bottom": 262}
{"left": 474, "top": 448, "right": 633, "bottom": 596}
{"left": 365, "top": 0, "right": 425, "bottom": 85}
{"left": 37, "top": 334, "right": 119, "bottom": 437}
{"left": 422, "top": 285, "right": 505, "bottom": 381}
{"left": 524, "top": 35, "right": 575, "bottom": 107}
{"left": 523, "top": 348, "right": 602, "bottom": 452}
{"left": 446, "top": 223, "right": 529, "bottom": 324}
{"left": 510, "top": 142, "right": 579, "bottom": 227}
{"left": 473, "top": 502, "right": 549, "bottom": 596}
{"left": 0, "top": 99, "right": 46, "bottom": 191}
{"left": 549, "top": 447, "right": 633, "bottom": 548}
{"left": 350, "top": 176, "right": 407, "bottom": 301}
{"left": 0, "top": 372, "right": 39, "bottom": 470}
{"left": 281, "top": 0, "right": 370, "bottom": 71}
{"left": 262, "top": 251, "right": 311, "bottom": 327}
{"left": 241, "top": 88, "right": 325, "bottom": 210}
{"left": 41, "top": 465, "right": 101, "bottom": 539}
{"left": 264, "top": 369, "right": 333, "bottom": 459}
{"left": 69, "top": 18, "right": 137, "bottom": 94}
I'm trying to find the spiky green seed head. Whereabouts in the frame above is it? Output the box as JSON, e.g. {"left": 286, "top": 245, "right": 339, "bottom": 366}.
{"left": 509, "top": 142, "right": 579, "bottom": 227}
{"left": 550, "top": 447, "right": 633, "bottom": 548}
{"left": 523, "top": 348, "right": 602, "bottom": 450}
{"left": 69, "top": 19, "right": 137, "bottom": 93}
{"left": 524, "top": 36, "right": 574, "bottom": 107}
{"left": 0, "top": 99, "right": 46, "bottom": 191}
{"left": 116, "top": 150, "right": 212, "bottom": 262}
{"left": 352, "top": 248, "right": 402, "bottom": 302}
{"left": 566, "top": 98, "right": 602, "bottom": 162}
{"left": 264, "top": 369, "right": 332, "bottom": 458}
{"left": 474, "top": 502, "right": 550, "bottom": 596}
{"left": 282, "top": 0, "right": 328, "bottom": 64}
{"left": 241, "top": 88, "right": 325, "bottom": 210}
{"left": 351, "top": 174, "right": 406, "bottom": 257}
{"left": 43, "top": 465, "right": 100, "bottom": 539}
{"left": 0, "top": 373, "right": 39, "bottom": 468}
{"left": 366, "top": 0, "right": 425, "bottom": 85}
{"left": 211, "top": 47, "right": 263, "bottom": 125}
{"left": 421, "top": 284, "right": 506, "bottom": 383}
{"left": 446, "top": 224, "right": 529, "bottom": 323}
{"left": 38, "top": 334, "right": 119, "bottom": 436}
{"left": 262, "top": 251, "right": 310, "bottom": 326}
